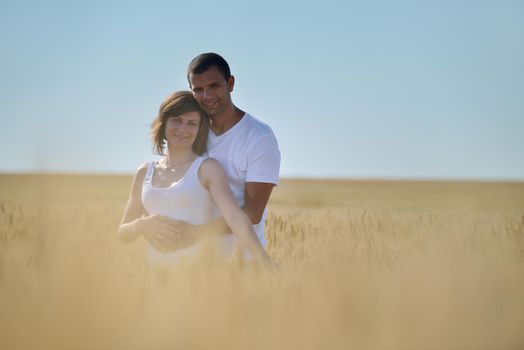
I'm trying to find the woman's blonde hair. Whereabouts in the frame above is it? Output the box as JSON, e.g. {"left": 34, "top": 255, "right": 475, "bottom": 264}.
{"left": 150, "top": 91, "right": 209, "bottom": 156}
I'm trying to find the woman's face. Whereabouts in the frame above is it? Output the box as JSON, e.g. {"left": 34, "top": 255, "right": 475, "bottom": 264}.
{"left": 164, "top": 111, "right": 201, "bottom": 149}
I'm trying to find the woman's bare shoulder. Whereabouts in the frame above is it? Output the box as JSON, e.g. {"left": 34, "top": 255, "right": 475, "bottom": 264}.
{"left": 199, "top": 157, "right": 227, "bottom": 184}
{"left": 201, "top": 157, "right": 222, "bottom": 169}
{"left": 132, "top": 162, "right": 151, "bottom": 183}
{"left": 137, "top": 162, "right": 150, "bottom": 174}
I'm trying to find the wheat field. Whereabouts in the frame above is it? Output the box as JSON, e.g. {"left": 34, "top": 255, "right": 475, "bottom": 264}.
{"left": 1, "top": 174, "right": 523, "bottom": 350}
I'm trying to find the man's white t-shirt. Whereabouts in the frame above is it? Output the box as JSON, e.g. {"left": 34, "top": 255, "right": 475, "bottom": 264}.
{"left": 206, "top": 113, "right": 280, "bottom": 249}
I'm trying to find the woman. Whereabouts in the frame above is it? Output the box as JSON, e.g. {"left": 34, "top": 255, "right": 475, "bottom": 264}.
{"left": 118, "top": 91, "right": 272, "bottom": 266}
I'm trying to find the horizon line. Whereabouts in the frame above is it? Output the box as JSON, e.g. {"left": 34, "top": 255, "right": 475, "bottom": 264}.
{"left": 1, "top": 170, "right": 523, "bottom": 184}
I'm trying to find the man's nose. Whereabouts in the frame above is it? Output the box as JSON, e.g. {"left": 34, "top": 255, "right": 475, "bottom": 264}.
{"left": 202, "top": 88, "right": 212, "bottom": 99}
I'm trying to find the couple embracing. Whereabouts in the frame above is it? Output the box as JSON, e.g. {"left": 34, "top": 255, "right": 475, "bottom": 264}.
{"left": 118, "top": 53, "right": 280, "bottom": 267}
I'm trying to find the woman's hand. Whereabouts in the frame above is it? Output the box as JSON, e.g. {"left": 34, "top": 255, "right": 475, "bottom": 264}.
{"left": 138, "top": 215, "right": 195, "bottom": 253}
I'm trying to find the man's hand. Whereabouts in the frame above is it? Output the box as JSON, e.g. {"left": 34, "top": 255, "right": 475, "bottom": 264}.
{"left": 143, "top": 231, "right": 181, "bottom": 253}
{"left": 168, "top": 220, "right": 218, "bottom": 242}
{"left": 138, "top": 215, "right": 195, "bottom": 252}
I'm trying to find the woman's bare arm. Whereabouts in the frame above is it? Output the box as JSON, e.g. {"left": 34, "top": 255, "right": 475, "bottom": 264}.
{"left": 199, "top": 158, "right": 273, "bottom": 265}
{"left": 118, "top": 164, "right": 148, "bottom": 243}
{"left": 118, "top": 164, "right": 183, "bottom": 251}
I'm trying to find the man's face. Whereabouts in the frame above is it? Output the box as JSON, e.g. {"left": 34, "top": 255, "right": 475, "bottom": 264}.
{"left": 189, "top": 66, "right": 234, "bottom": 117}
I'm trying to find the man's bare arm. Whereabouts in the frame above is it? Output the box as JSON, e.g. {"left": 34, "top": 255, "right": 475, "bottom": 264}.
{"left": 242, "top": 182, "right": 274, "bottom": 224}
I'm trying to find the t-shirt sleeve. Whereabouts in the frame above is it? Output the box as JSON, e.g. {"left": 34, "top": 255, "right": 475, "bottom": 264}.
{"left": 246, "top": 132, "right": 281, "bottom": 185}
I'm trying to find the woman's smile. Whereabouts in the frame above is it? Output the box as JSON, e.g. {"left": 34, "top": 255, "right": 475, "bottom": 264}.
{"left": 173, "top": 133, "right": 192, "bottom": 140}
{"left": 165, "top": 111, "right": 201, "bottom": 147}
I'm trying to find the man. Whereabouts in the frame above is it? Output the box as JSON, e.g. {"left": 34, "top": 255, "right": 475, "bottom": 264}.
{"left": 174, "top": 53, "right": 281, "bottom": 254}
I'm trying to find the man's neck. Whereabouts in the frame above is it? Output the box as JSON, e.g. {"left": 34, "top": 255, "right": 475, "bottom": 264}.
{"left": 210, "top": 106, "right": 245, "bottom": 136}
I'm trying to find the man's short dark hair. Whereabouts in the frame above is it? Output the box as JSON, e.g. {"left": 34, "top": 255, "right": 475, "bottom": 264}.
{"left": 187, "top": 53, "right": 231, "bottom": 82}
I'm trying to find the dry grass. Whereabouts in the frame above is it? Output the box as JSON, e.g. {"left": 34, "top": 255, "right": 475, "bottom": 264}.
{"left": 1, "top": 174, "right": 523, "bottom": 350}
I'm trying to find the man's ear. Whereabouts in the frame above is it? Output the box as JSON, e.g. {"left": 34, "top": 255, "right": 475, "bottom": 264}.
{"left": 227, "top": 75, "right": 235, "bottom": 92}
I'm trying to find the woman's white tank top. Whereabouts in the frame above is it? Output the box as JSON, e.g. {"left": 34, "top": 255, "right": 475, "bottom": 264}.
{"left": 142, "top": 157, "right": 214, "bottom": 225}
{"left": 141, "top": 156, "right": 216, "bottom": 264}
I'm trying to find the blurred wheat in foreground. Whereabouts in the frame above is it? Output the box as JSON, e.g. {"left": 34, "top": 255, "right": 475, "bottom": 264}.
{"left": 1, "top": 175, "right": 523, "bottom": 350}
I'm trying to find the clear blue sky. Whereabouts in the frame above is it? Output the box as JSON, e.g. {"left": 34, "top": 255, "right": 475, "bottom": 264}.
{"left": 1, "top": 0, "right": 523, "bottom": 180}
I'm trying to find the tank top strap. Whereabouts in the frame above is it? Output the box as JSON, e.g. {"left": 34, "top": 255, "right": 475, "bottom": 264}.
{"left": 187, "top": 157, "right": 206, "bottom": 178}
{"left": 194, "top": 156, "right": 206, "bottom": 170}
{"left": 143, "top": 161, "right": 156, "bottom": 185}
